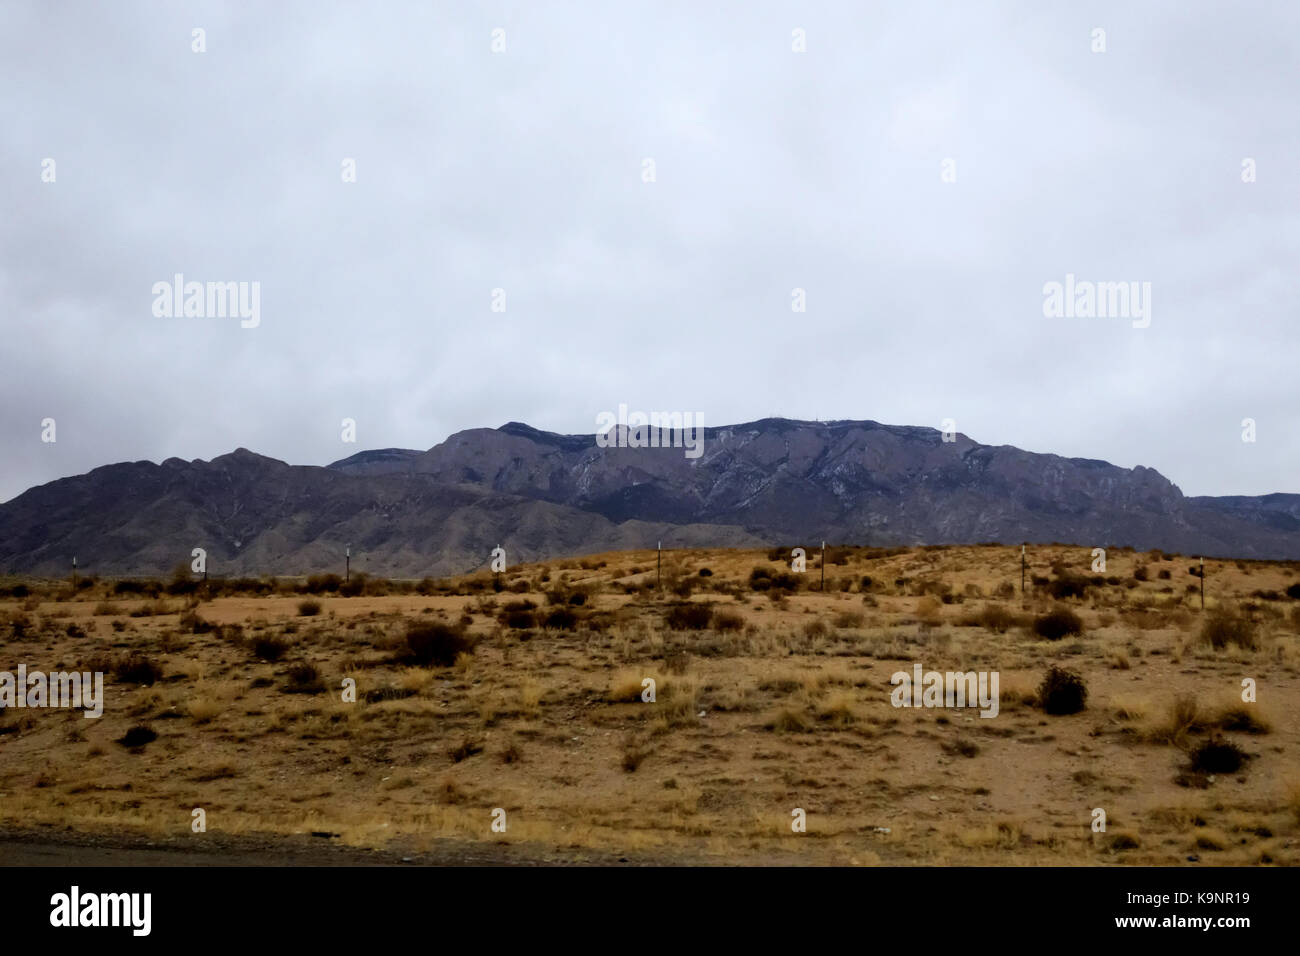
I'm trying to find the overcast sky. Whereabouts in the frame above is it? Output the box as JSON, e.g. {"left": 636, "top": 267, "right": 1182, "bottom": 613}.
{"left": 2, "top": 0, "right": 1297, "bottom": 503}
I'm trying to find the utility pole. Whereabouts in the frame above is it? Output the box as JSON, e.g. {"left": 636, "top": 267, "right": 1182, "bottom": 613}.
{"left": 345, "top": 546, "right": 350, "bottom": 583}
{"left": 1199, "top": 556, "right": 1204, "bottom": 611}
{"left": 71, "top": 555, "right": 77, "bottom": 589}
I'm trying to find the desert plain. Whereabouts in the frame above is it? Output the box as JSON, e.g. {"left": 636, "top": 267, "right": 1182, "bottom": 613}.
{"left": 1, "top": 543, "right": 1297, "bottom": 866}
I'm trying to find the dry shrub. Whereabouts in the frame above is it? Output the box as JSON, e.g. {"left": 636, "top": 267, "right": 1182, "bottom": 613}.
{"left": 1200, "top": 607, "right": 1259, "bottom": 651}
{"left": 187, "top": 696, "right": 223, "bottom": 724}
{"left": 1032, "top": 607, "right": 1083, "bottom": 641}
{"left": 915, "top": 596, "right": 943, "bottom": 627}
{"left": 1106, "top": 831, "right": 1141, "bottom": 851}
{"left": 765, "top": 707, "right": 811, "bottom": 733}
{"left": 404, "top": 621, "right": 474, "bottom": 666}
{"left": 1214, "top": 701, "right": 1271, "bottom": 734}
{"left": 1188, "top": 738, "right": 1248, "bottom": 775}
{"left": 802, "top": 618, "right": 829, "bottom": 639}
{"left": 749, "top": 567, "right": 800, "bottom": 592}
{"left": 1109, "top": 695, "right": 1148, "bottom": 722}
{"left": 252, "top": 636, "right": 289, "bottom": 662}
{"left": 116, "top": 725, "right": 157, "bottom": 748}
{"left": 542, "top": 607, "right": 578, "bottom": 630}
{"left": 832, "top": 609, "right": 866, "bottom": 629}
{"left": 1037, "top": 666, "right": 1087, "bottom": 715}
{"left": 621, "top": 738, "right": 649, "bottom": 772}
{"left": 661, "top": 677, "right": 699, "bottom": 724}
{"left": 502, "top": 609, "right": 535, "bottom": 629}
{"left": 664, "top": 603, "right": 712, "bottom": 631}
{"left": 114, "top": 654, "right": 163, "bottom": 686}
{"left": 284, "top": 662, "right": 324, "bottom": 694}
{"left": 1147, "top": 694, "right": 1204, "bottom": 745}
{"left": 518, "top": 679, "right": 542, "bottom": 716}
{"left": 978, "top": 603, "right": 1020, "bottom": 633}
{"left": 816, "top": 691, "right": 858, "bottom": 726}
{"left": 711, "top": 609, "right": 745, "bottom": 632}
{"left": 609, "top": 670, "right": 651, "bottom": 703}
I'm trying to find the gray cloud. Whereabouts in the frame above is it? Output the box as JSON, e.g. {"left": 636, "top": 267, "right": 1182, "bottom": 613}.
{"left": 2, "top": 0, "right": 1297, "bottom": 503}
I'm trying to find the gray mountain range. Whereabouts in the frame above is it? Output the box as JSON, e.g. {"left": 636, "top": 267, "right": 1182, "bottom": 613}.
{"left": 2, "top": 418, "right": 1297, "bottom": 577}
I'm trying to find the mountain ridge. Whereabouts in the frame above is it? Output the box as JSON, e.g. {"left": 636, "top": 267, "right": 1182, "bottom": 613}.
{"left": 2, "top": 417, "right": 1296, "bottom": 576}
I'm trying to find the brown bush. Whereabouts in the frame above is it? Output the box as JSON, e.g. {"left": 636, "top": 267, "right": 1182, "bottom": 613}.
{"left": 252, "top": 636, "right": 290, "bottom": 662}
{"left": 283, "top": 662, "right": 325, "bottom": 694}
{"left": 711, "top": 610, "right": 745, "bottom": 632}
{"left": 1200, "top": 608, "right": 1258, "bottom": 651}
{"left": 1032, "top": 607, "right": 1083, "bottom": 641}
{"left": 542, "top": 607, "right": 578, "bottom": 630}
{"left": 114, "top": 654, "right": 164, "bottom": 686}
{"left": 1038, "top": 666, "right": 1087, "bottom": 715}
{"left": 664, "top": 603, "right": 713, "bottom": 630}
{"left": 405, "top": 621, "right": 474, "bottom": 666}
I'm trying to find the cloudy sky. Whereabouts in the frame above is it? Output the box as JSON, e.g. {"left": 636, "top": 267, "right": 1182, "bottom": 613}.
{"left": 2, "top": 0, "right": 1297, "bottom": 503}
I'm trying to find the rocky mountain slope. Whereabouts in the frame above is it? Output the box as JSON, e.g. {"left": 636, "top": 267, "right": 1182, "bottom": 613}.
{"left": 1, "top": 418, "right": 1296, "bottom": 577}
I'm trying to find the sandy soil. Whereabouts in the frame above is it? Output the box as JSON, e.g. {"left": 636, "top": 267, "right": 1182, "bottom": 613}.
{"left": 1, "top": 544, "right": 1297, "bottom": 865}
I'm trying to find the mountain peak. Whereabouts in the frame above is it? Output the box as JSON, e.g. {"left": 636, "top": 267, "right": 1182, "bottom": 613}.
{"left": 211, "top": 448, "right": 286, "bottom": 467}
{"left": 496, "top": 421, "right": 594, "bottom": 452}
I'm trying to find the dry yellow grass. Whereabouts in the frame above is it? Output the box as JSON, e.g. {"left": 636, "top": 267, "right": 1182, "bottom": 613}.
{"left": 609, "top": 669, "right": 653, "bottom": 703}
{"left": 518, "top": 678, "right": 543, "bottom": 716}
{"left": 816, "top": 690, "right": 859, "bottom": 726}
{"left": 185, "top": 695, "right": 224, "bottom": 724}
{"left": 1109, "top": 694, "right": 1149, "bottom": 722}
{"left": 0, "top": 543, "right": 1297, "bottom": 865}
